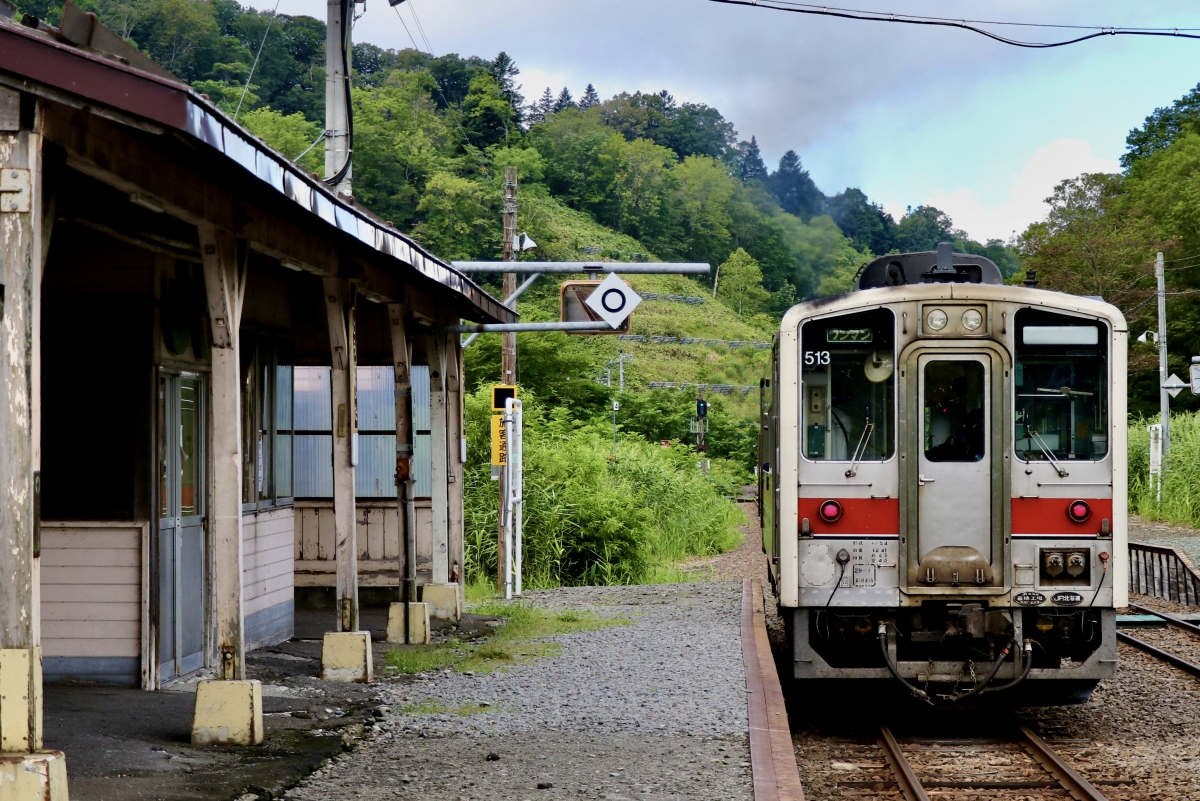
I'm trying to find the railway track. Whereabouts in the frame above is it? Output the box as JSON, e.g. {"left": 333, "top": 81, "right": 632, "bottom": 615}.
{"left": 825, "top": 726, "right": 1111, "bottom": 800}
{"left": 1117, "top": 602, "right": 1200, "bottom": 677}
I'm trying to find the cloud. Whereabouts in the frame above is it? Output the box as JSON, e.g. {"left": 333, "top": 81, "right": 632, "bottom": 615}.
{"left": 914, "top": 139, "right": 1121, "bottom": 243}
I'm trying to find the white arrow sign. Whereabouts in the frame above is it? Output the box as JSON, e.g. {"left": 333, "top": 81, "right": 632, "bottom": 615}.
{"left": 585, "top": 272, "right": 641, "bottom": 328}
{"left": 1163, "top": 373, "right": 1189, "bottom": 398}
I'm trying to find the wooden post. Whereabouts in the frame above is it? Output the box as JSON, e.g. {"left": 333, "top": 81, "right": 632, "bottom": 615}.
{"left": 498, "top": 166, "right": 518, "bottom": 590}
{"left": 199, "top": 223, "right": 246, "bottom": 680}
{"left": 0, "top": 87, "right": 44, "bottom": 755}
{"left": 426, "top": 333, "right": 449, "bottom": 585}
{"left": 324, "top": 277, "right": 358, "bottom": 632}
{"left": 446, "top": 333, "right": 464, "bottom": 585}
{"left": 387, "top": 305, "right": 417, "bottom": 615}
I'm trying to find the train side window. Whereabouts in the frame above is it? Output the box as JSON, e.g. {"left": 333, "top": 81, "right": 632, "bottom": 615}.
{"left": 800, "top": 308, "right": 895, "bottom": 462}
{"left": 1014, "top": 309, "right": 1108, "bottom": 461}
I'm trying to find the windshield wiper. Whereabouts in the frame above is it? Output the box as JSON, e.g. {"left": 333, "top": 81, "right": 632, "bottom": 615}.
{"left": 845, "top": 420, "right": 875, "bottom": 478}
{"left": 1028, "top": 427, "right": 1069, "bottom": 477}
{"left": 1036, "top": 386, "right": 1094, "bottom": 398}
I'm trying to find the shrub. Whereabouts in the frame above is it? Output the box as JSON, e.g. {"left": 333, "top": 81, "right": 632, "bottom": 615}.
{"left": 463, "top": 388, "right": 744, "bottom": 587}
{"left": 1130, "top": 410, "right": 1200, "bottom": 526}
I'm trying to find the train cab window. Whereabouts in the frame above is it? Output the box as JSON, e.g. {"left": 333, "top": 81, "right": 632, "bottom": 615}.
{"left": 924, "top": 360, "right": 985, "bottom": 462}
{"left": 800, "top": 308, "right": 895, "bottom": 461}
{"left": 1014, "top": 309, "right": 1108, "bottom": 461}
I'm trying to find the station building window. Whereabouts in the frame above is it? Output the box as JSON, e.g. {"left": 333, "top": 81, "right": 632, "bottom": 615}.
{"left": 240, "top": 333, "right": 294, "bottom": 509}
{"left": 800, "top": 308, "right": 896, "bottom": 461}
{"left": 292, "top": 365, "right": 432, "bottom": 499}
{"left": 1014, "top": 308, "right": 1108, "bottom": 462}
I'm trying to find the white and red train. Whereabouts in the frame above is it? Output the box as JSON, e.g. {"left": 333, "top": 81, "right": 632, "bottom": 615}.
{"left": 760, "top": 245, "right": 1126, "bottom": 705}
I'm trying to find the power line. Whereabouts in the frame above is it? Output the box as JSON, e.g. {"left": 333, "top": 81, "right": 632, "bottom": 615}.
{"left": 234, "top": 0, "right": 282, "bottom": 121}
{"left": 706, "top": 0, "right": 1200, "bottom": 48}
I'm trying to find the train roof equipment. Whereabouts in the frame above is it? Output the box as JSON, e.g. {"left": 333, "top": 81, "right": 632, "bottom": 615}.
{"left": 857, "top": 242, "right": 1004, "bottom": 290}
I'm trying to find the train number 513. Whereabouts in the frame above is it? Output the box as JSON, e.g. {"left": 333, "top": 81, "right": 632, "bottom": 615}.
{"left": 804, "top": 351, "right": 831, "bottom": 366}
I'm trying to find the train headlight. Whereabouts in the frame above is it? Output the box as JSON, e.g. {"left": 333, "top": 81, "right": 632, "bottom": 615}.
{"left": 818, "top": 499, "right": 843, "bottom": 523}
{"left": 926, "top": 309, "right": 948, "bottom": 331}
{"left": 1067, "top": 500, "right": 1091, "bottom": 523}
{"left": 1066, "top": 552, "right": 1087, "bottom": 577}
{"left": 961, "top": 309, "right": 983, "bottom": 331}
{"left": 1044, "top": 551, "right": 1064, "bottom": 577}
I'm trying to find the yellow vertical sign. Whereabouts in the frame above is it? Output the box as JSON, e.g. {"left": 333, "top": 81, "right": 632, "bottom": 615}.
{"left": 491, "top": 414, "right": 507, "bottom": 466}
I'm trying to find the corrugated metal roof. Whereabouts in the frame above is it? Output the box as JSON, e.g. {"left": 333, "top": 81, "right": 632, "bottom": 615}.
{"left": 0, "top": 17, "right": 513, "bottom": 323}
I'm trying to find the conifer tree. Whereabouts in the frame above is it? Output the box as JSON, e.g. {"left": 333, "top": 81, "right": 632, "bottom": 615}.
{"left": 490, "top": 51, "right": 524, "bottom": 123}
{"left": 526, "top": 87, "right": 554, "bottom": 125}
{"left": 552, "top": 87, "right": 575, "bottom": 113}
{"left": 579, "top": 83, "right": 601, "bottom": 109}
{"left": 737, "top": 136, "right": 768, "bottom": 184}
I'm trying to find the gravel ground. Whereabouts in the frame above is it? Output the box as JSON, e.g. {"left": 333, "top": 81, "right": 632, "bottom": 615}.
{"left": 284, "top": 582, "right": 754, "bottom": 801}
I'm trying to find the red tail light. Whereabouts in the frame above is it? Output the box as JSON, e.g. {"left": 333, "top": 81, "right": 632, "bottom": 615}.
{"left": 1067, "top": 500, "right": 1091, "bottom": 523}
{"left": 819, "top": 500, "right": 843, "bottom": 523}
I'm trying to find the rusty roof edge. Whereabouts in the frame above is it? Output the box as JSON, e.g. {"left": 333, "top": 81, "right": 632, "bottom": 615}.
{"left": 0, "top": 19, "right": 514, "bottom": 324}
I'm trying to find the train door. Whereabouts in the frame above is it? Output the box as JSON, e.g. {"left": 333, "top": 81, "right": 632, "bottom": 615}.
{"left": 908, "top": 350, "right": 1004, "bottom": 587}
{"left": 157, "top": 374, "right": 206, "bottom": 682}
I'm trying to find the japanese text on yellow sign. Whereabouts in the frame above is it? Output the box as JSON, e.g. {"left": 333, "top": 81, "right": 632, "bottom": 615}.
{"left": 491, "top": 414, "right": 507, "bottom": 466}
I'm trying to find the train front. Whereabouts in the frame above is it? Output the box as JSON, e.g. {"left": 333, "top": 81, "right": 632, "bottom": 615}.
{"left": 769, "top": 246, "right": 1126, "bottom": 706}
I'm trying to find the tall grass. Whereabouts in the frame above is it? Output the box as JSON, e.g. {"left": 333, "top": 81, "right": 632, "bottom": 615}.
{"left": 1129, "top": 410, "right": 1200, "bottom": 526}
{"left": 463, "top": 388, "right": 745, "bottom": 588}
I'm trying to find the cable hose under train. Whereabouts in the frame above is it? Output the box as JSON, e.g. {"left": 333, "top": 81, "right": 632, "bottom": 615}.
{"left": 877, "top": 624, "right": 933, "bottom": 704}
{"left": 944, "top": 637, "right": 1014, "bottom": 703}
{"left": 981, "top": 640, "right": 1035, "bottom": 694}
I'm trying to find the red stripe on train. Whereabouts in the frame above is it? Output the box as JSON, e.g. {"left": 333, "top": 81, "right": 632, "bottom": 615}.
{"left": 1011, "top": 498, "right": 1113, "bottom": 535}
{"left": 798, "top": 497, "right": 899, "bottom": 535}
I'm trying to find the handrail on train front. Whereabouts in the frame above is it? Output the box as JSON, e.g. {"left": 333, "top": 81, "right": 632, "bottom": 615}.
{"left": 1129, "top": 541, "right": 1200, "bottom": 607}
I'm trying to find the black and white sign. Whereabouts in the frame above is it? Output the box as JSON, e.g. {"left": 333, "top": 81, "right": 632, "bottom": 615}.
{"left": 585, "top": 272, "right": 641, "bottom": 329}
{"left": 1051, "top": 591, "right": 1084, "bottom": 606}
{"left": 1014, "top": 592, "right": 1045, "bottom": 607}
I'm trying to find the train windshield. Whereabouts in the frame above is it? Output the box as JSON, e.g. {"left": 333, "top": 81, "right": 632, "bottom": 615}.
{"left": 1014, "top": 309, "right": 1108, "bottom": 462}
{"left": 800, "top": 308, "right": 895, "bottom": 461}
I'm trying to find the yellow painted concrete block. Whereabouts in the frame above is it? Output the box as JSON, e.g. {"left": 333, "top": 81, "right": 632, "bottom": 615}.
{"left": 0, "top": 752, "right": 68, "bottom": 801}
{"left": 386, "top": 602, "right": 431, "bottom": 644}
{"left": 320, "top": 632, "right": 373, "bottom": 683}
{"left": 421, "top": 583, "right": 463, "bottom": 621}
{"left": 191, "top": 680, "right": 263, "bottom": 746}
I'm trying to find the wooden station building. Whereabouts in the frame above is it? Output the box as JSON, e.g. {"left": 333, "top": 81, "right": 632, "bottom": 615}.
{"left": 0, "top": 3, "right": 510, "bottom": 776}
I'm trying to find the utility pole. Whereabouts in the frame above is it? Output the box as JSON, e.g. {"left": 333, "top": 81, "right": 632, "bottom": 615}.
{"left": 497, "top": 166, "right": 518, "bottom": 592}
{"left": 1158, "top": 251, "right": 1170, "bottom": 455}
{"left": 325, "top": 0, "right": 352, "bottom": 195}
{"left": 501, "top": 167, "right": 519, "bottom": 383}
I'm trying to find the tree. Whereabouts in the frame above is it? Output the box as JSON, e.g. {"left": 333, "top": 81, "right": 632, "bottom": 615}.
{"left": 825, "top": 188, "right": 896, "bottom": 254}
{"left": 552, "top": 87, "right": 575, "bottom": 113}
{"left": 412, "top": 173, "right": 499, "bottom": 260}
{"left": 578, "top": 83, "right": 601, "bottom": 109}
{"left": 1019, "top": 173, "right": 1164, "bottom": 317}
{"left": 660, "top": 103, "right": 736, "bottom": 161}
{"left": 1124, "top": 83, "right": 1200, "bottom": 170}
{"left": 240, "top": 107, "right": 323, "bottom": 173}
{"left": 716, "top": 248, "right": 769, "bottom": 315}
{"left": 735, "top": 137, "right": 767, "bottom": 185}
{"left": 462, "top": 72, "right": 517, "bottom": 147}
{"left": 768, "top": 150, "right": 824, "bottom": 219}
{"left": 489, "top": 51, "right": 524, "bottom": 124}
{"left": 894, "top": 205, "right": 961, "bottom": 252}
{"left": 526, "top": 87, "right": 554, "bottom": 125}
{"left": 602, "top": 135, "right": 679, "bottom": 252}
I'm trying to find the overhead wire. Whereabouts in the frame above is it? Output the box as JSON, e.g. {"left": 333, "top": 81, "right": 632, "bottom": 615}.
{"left": 705, "top": 0, "right": 1200, "bottom": 48}
{"left": 234, "top": 0, "right": 283, "bottom": 122}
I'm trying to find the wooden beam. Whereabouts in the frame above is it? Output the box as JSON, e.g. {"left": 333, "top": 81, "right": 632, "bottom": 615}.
{"left": 445, "top": 333, "right": 464, "bottom": 585}
{"left": 199, "top": 223, "right": 246, "bottom": 680}
{"left": 0, "top": 88, "right": 44, "bottom": 754}
{"left": 426, "top": 334, "right": 449, "bottom": 585}
{"left": 388, "top": 305, "right": 418, "bottom": 637}
{"left": 324, "top": 277, "right": 358, "bottom": 632}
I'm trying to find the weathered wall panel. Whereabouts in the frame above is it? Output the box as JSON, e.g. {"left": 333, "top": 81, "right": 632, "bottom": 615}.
{"left": 242, "top": 507, "right": 294, "bottom": 649}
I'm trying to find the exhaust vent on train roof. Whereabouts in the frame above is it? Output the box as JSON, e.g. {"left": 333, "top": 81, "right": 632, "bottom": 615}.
{"left": 856, "top": 242, "right": 1003, "bottom": 290}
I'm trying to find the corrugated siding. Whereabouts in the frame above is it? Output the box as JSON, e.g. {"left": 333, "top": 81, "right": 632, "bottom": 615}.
{"left": 295, "top": 366, "right": 331, "bottom": 431}
{"left": 412, "top": 365, "right": 432, "bottom": 497}
{"left": 41, "top": 524, "right": 141, "bottom": 659}
{"left": 295, "top": 434, "right": 332, "bottom": 497}
{"left": 357, "top": 366, "right": 395, "bottom": 430}
{"left": 356, "top": 434, "right": 397, "bottom": 498}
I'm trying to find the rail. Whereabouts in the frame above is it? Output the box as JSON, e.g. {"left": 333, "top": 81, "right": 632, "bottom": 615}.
{"left": 1129, "top": 541, "right": 1200, "bottom": 607}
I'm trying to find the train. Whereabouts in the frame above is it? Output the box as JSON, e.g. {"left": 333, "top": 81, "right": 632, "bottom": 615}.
{"left": 759, "top": 244, "right": 1126, "bottom": 706}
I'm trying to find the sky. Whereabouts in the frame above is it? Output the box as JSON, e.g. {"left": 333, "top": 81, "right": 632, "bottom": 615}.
{"left": 252, "top": 0, "right": 1200, "bottom": 243}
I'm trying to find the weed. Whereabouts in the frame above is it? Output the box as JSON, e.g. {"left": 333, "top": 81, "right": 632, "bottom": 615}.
{"left": 400, "top": 699, "right": 494, "bottom": 716}
{"left": 555, "top": 611, "right": 581, "bottom": 622}
{"left": 1131, "top": 411, "right": 1200, "bottom": 527}
{"left": 385, "top": 645, "right": 459, "bottom": 674}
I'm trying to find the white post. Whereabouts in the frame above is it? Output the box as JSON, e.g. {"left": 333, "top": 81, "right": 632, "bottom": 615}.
{"left": 323, "top": 278, "right": 358, "bottom": 633}
{"left": 513, "top": 399, "right": 523, "bottom": 597}
{"left": 426, "top": 334, "right": 449, "bottom": 585}
{"left": 502, "top": 399, "right": 515, "bottom": 600}
{"left": 1158, "top": 251, "right": 1170, "bottom": 456}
